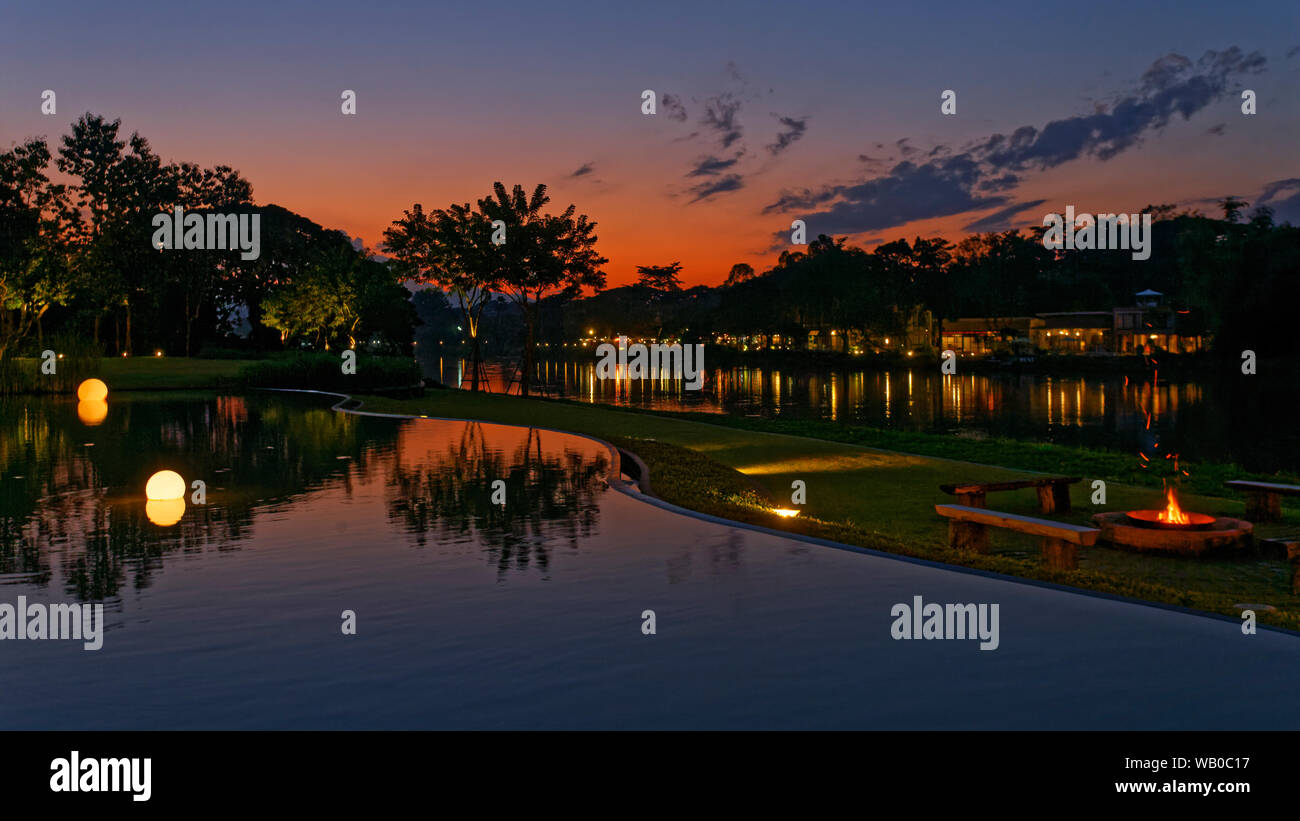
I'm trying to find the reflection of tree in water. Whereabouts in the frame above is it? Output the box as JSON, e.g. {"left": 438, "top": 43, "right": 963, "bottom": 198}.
{"left": 388, "top": 423, "right": 608, "bottom": 578}
{"left": 666, "top": 529, "right": 747, "bottom": 584}
{"left": 0, "top": 394, "right": 400, "bottom": 600}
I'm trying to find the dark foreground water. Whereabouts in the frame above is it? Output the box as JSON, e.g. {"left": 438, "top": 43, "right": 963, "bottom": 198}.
{"left": 429, "top": 356, "right": 1300, "bottom": 473}
{"left": 2, "top": 392, "right": 1299, "bottom": 729}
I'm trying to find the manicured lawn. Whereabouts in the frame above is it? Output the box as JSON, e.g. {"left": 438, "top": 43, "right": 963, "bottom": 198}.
{"left": 359, "top": 388, "right": 1300, "bottom": 629}
{"left": 97, "top": 357, "right": 247, "bottom": 390}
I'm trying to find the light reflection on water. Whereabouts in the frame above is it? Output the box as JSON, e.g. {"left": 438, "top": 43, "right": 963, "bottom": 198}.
{"left": 3, "top": 393, "right": 1300, "bottom": 730}
{"left": 430, "top": 356, "right": 1298, "bottom": 471}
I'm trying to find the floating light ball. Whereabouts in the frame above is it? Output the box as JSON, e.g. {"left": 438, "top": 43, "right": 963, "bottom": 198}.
{"left": 146, "top": 498, "right": 185, "bottom": 527}
{"left": 145, "top": 470, "right": 187, "bottom": 500}
{"left": 77, "top": 399, "right": 108, "bottom": 426}
{"left": 77, "top": 378, "right": 108, "bottom": 401}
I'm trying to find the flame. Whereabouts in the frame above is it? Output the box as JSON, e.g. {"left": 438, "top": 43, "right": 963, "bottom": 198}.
{"left": 1157, "top": 486, "right": 1190, "bottom": 526}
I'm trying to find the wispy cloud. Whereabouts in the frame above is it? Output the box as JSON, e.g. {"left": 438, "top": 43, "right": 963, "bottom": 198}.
{"left": 1257, "top": 177, "right": 1300, "bottom": 225}
{"left": 661, "top": 93, "right": 688, "bottom": 122}
{"left": 765, "top": 47, "right": 1267, "bottom": 235}
{"left": 663, "top": 64, "right": 812, "bottom": 204}
{"left": 962, "top": 199, "right": 1047, "bottom": 233}
{"left": 767, "top": 115, "right": 808, "bottom": 155}
{"left": 689, "top": 174, "right": 744, "bottom": 203}
{"left": 687, "top": 154, "right": 743, "bottom": 177}
{"left": 701, "top": 93, "right": 744, "bottom": 149}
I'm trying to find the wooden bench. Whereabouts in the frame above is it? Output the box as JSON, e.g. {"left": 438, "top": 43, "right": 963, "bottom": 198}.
{"left": 939, "top": 476, "right": 1081, "bottom": 514}
{"left": 1283, "top": 542, "right": 1300, "bottom": 595}
{"left": 935, "top": 504, "right": 1099, "bottom": 570}
{"left": 1224, "top": 480, "right": 1300, "bottom": 523}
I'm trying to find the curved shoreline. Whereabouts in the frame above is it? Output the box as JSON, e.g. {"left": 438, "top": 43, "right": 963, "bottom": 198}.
{"left": 257, "top": 387, "right": 1300, "bottom": 638}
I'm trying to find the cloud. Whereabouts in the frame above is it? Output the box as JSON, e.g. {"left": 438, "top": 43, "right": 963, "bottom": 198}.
{"left": 688, "top": 174, "right": 744, "bottom": 203}
{"left": 970, "top": 47, "right": 1265, "bottom": 169}
{"left": 570, "top": 162, "right": 595, "bottom": 178}
{"left": 977, "top": 172, "right": 1019, "bottom": 193}
{"left": 766, "top": 47, "right": 1266, "bottom": 235}
{"left": 666, "top": 65, "right": 808, "bottom": 202}
{"left": 766, "top": 115, "right": 808, "bottom": 155}
{"left": 1257, "top": 177, "right": 1300, "bottom": 225}
{"left": 762, "top": 184, "right": 845, "bottom": 215}
{"left": 1204, "top": 123, "right": 1227, "bottom": 136}
{"left": 661, "top": 93, "right": 688, "bottom": 122}
{"left": 775, "top": 156, "right": 1009, "bottom": 233}
{"left": 687, "top": 154, "right": 743, "bottom": 177}
{"left": 701, "top": 93, "right": 744, "bottom": 149}
{"left": 962, "top": 199, "right": 1048, "bottom": 232}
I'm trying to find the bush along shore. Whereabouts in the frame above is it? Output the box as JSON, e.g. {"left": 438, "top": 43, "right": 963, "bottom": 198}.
{"left": 0, "top": 353, "right": 423, "bottom": 395}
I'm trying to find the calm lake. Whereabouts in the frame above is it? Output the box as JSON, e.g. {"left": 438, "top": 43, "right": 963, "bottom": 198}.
{"left": 3, "top": 392, "right": 1299, "bottom": 729}
{"left": 428, "top": 356, "right": 1299, "bottom": 473}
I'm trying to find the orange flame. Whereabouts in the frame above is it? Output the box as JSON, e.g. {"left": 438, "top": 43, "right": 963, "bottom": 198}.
{"left": 1157, "top": 486, "right": 1190, "bottom": 526}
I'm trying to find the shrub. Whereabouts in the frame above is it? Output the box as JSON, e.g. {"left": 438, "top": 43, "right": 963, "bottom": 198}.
{"left": 237, "top": 352, "right": 422, "bottom": 393}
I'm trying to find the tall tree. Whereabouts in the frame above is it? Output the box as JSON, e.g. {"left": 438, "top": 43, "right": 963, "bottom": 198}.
{"left": 384, "top": 202, "right": 499, "bottom": 389}
{"left": 263, "top": 239, "right": 413, "bottom": 351}
{"left": 477, "top": 183, "right": 606, "bottom": 396}
{"left": 723, "top": 262, "right": 755, "bottom": 287}
{"left": 1218, "top": 196, "right": 1248, "bottom": 223}
{"left": 0, "top": 139, "right": 74, "bottom": 358}
{"left": 635, "top": 261, "right": 683, "bottom": 292}
{"left": 56, "top": 114, "right": 129, "bottom": 349}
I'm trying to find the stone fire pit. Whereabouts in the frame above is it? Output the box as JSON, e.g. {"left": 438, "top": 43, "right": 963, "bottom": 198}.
{"left": 1091, "top": 512, "right": 1253, "bottom": 556}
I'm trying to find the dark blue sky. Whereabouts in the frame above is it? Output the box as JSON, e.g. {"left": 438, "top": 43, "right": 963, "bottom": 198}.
{"left": 2, "top": 0, "right": 1296, "bottom": 282}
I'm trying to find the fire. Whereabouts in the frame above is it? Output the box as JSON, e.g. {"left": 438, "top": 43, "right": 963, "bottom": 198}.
{"left": 1157, "top": 486, "right": 1190, "bottom": 526}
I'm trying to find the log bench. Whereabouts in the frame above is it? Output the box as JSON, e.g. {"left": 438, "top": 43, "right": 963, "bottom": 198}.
{"left": 1284, "top": 543, "right": 1300, "bottom": 595}
{"left": 939, "top": 476, "right": 1081, "bottom": 514}
{"left": 935, "top": 503, "right": 1099, "bottom": 570}
{"left": 1224, "top": 480, "right": 1300, "bottom": 523}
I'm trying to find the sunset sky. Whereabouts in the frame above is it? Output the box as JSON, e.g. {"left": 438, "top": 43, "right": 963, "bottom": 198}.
{"left": 2, "top": 0, "right": 1297, "bottom": 286}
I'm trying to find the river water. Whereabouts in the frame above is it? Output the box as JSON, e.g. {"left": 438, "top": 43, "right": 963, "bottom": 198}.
{"left": 428, "top": 356, "right": 1299, "bottom": 473}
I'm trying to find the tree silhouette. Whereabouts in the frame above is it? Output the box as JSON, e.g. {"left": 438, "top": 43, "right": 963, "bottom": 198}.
{"left": 386, "top": 422, "right": 608, "bottom": 578}
{"left": 384, "top": 202, "right": 499, "bottom": 389}
{"left": 0, "top": 138, "right": 74, "bottom": 358}
{"left": 723, "top": 262, "right": 755, "bottom": 287}
{"left": 476, "top": 183, "right": 607, "bottom": 396}
{"left": 636, "top": 261, "right": 683, "bottom": 292}
{"left": 1218, "top": 197, "right": 1249, "bottom": 224}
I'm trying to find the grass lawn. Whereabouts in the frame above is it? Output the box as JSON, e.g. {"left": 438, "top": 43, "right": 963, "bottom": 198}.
{"left": 97, "top": 357, "right": 247, "bottom": 390}
{"left": 358, "top": 388, "right": 1300, "bottom": 629}
{"left": 3, "top": 355, "right": 248, "bottom": 394}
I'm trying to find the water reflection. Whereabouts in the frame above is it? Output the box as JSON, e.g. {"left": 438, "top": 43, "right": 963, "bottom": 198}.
{"left": 0, "top": 394, "right": 616, "bottom": 600}
{"left": 0, "top": 393, "right": 398, "bottom": 599}
{"left": 427, "top": 355, "right": 1298, "bottom": 471}
{"left": 386, "top": 421, "right": 608, "bottom": 579}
